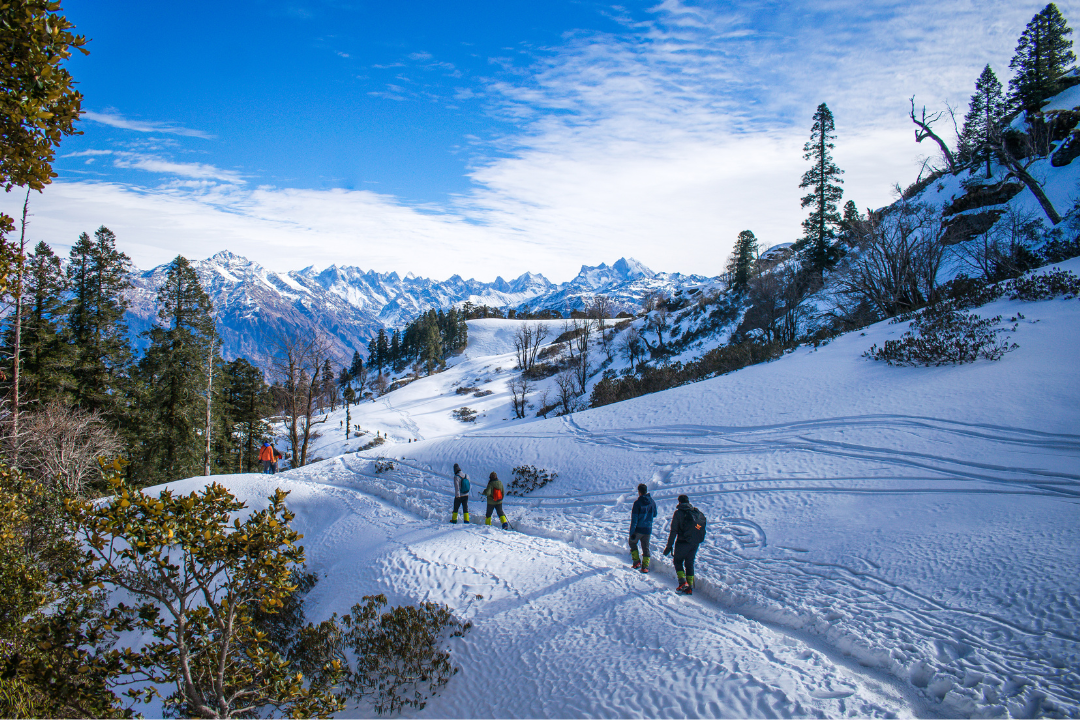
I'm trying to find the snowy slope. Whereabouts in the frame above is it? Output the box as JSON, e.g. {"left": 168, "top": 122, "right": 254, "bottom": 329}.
{"left": 139, "top": 259, "right": 1080, "bottom": 718}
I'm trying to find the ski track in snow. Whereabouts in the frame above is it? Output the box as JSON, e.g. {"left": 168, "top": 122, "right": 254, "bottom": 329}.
{"left": 254, "top": 271, "right": 1080, "bottom": 718}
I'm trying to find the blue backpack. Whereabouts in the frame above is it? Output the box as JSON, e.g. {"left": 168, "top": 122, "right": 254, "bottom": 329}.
{"left": 459, "top": 473, "right": 470, "bottom": 494}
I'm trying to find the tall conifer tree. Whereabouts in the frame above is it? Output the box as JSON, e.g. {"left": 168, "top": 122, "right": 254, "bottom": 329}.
{"left": 960, "top": 65, "right": 1006, "bottom": 178}
{"left": 798, "top": 103, "right": 844, "bottom": 278}
{"left": 66, "top": 226, "right": 132, "bottom": 417}
{"left": 135, "top": 256, "right": 218, "bottom": 482}
{"left": 1008, "top": 3, "right": 1075, "bottom": 112}
{"left": 726, "top": 230, "right": 759, "bottom": 294}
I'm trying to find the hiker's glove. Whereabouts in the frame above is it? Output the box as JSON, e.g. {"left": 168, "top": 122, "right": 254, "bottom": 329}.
{"left": 663, "top": 545, "right": 672, "bottom": 556}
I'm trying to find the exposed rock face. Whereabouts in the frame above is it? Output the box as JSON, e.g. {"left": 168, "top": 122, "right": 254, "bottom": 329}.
{"left": 941, "top": 210, "right": 1006, "bottom": 246}
{"left": 943, "top": 182, "right": 1025, "bottom": 216}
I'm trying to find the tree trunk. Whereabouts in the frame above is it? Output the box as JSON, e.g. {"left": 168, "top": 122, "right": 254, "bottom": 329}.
{"left": 11, "top": 191, "right": 30, "bottom": 463}
{"left": 203, "top": 341, "right": 214, "bottom": 476}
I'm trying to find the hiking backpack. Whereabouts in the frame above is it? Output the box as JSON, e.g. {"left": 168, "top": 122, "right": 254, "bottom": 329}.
{"left": 684, "top": 506, "right": 707, "bottom": 544}
{"left": 492, "top": 486, "right": 503, "bottom": 502}
{"left": 459, "top": 474, "right": 470, "bottom": 494}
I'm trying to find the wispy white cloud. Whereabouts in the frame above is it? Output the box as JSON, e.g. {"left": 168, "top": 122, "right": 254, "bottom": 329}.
{"left": 82, "top": 111, "right": 215, "bottom": 139}
{"left": 18, "top": 0, "right": 1064, "bottom": 282}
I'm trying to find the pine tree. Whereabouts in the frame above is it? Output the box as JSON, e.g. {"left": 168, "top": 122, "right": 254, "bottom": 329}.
{"left": 66, "top": 227, "right": 133, "bottom": 417}
{"left": 134, "top": 256, "right": 218, "bottom": 483}
{"left": 221, "top": 357, "right": 271, "bottom": 473}
{"left": 797, "top": 103, "right": 844, "bottom": 278}
{"left": 726, "top": 230, "right": 759, "bottom": 294}
{"left": 959, "top": 65, "right": 1007, "bottom": 178}
{"left": 1008, "top": 3, "right": 1076, "bottom": 112}
{"left": 349, "top": 350, "right": 364, "bottom": 379}
{"left": 375, "top": 328, "right": 390, "bottom": 373}
{"left": 5, "top": 242, "right": 73, "bottom": 404}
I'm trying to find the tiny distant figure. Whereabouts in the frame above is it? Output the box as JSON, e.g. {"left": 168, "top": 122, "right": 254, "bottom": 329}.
{"left": 272, "top": 447, "right": 284, "bottom": 474}
{"left": 258, "top": 442, "right": 275, "bottom": 474}
{"left": 481, "top": 471, "right": 509, "bottom": 529}
{"left": 628, "top": 483, "right": 657, "bottom": 573}
{"left": 451, "top": 463, "right": 470, "bottom": 524}
{"left": 663, "top": 494, "right": 707, "bottom": 595}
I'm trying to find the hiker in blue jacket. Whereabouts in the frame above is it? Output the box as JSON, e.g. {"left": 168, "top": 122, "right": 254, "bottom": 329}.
{"left": 451, "top": 463, "right": 470, "bottom": 524}
{"left": 628, "top": 483, "right": 657, "bottom": 573}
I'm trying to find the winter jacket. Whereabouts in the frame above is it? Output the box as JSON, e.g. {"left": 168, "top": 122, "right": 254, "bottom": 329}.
{"left": 453, "top": 470, "right": 470, "bottom": 498}
{"left": 481, "top": 478, "right": 505, "bottom": 504}
{"left": 258, "top": 445, "right": 275, "bottom": 462}
{"left": 665, "top": 502, "right": 700, "bottom": 549}
{"left": 628, "top": 493, "right": 657, "bottom": 535}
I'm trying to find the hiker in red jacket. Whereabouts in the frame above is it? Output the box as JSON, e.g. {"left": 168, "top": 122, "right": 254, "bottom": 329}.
{"left": 258, "top": 442, "right": 275, "bottom": 474}
{"left": 481, "top": 471, "right": 509, "bottom": 529}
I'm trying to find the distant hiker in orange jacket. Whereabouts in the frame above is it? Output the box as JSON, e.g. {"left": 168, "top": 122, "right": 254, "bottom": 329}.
{"left": 258, "top": 442, "right": 275, "bottom": 474}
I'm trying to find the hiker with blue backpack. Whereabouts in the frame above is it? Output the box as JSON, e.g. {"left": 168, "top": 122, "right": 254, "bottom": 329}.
{"left": 481, "top": 471, "right": 510, "bottom": 529}
{"left": 662, "top": 494, "right": 707, "bottom": 595}
{"left": 451, "top": 463, "right": 470, "bottom": 524}
{"left": 628, "top": 483, "right": 657, "bottom": 573}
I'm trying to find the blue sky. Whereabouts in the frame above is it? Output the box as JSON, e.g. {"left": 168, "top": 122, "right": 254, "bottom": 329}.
{"left": 1, "top": 0, "right": 1065, "bottom": 281}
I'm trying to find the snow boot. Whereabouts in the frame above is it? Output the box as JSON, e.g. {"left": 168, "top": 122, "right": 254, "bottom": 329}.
{"left": 641, "top": 557, "right": 650, "bottom": 574}
{"left": 464, "top": 512, "right": 470, "bottom": 523}
{"left": 676, "top": 583, "right": 693, "bottom": 595}
{"left": 500, "top": 515, "right": 509, "bottom": 530}
{"left": 485, "top": 517, "right": 492, "bottom": 526}
{"left": 451, "top": 512, "right": 458, "bottom": 524}
{"left": 632, "top": 560, "right": 641, "bottom": 569}
{"left": 631, "top": 550, "right": 641, "bottom": 569}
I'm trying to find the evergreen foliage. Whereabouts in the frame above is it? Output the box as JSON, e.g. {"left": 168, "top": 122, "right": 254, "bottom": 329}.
{"left": 1008, "top": 3, "right": 1076, "bottom": 112}
{"left": 959, "top": 65, "right": 1006, "bottom": 178}
{"left": 132, "top": 256, "right": 219, "bottom": 484}
{"left": 726, "top": 230, "right": 759, "bottom": 294}
{"left": 221, "top": 357, "right": 272, "bottom": 473}
{"left": 797, "top": 103, "right": 844, "bottom": 277}
{"left": 2, "top": 241, "right": 73, "bottom": 404}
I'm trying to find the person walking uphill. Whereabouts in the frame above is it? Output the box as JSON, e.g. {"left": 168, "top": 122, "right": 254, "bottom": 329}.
{"left": 663, "top": 494, "right": 707, "bottom": 595}
{"left": 629, "top": 483, "right": 657, "bottom": 573}
{"left": 481, "top": 471, "right": 509, "bottom": 529}
{"left": 258, "top": 442, "right": 276, "bottom": 474}
{"left": 451, "top": 463, "right": 470, "bottom": 524}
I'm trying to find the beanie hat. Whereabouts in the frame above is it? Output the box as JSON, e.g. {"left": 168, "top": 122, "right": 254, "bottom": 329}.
{"left": 678, "top": 494, "right": 689, "bottom": 504}
{"left": 489, "top": 471, "right": 498, "bottom": 481}
{"left": 454, "top": 463, "right": 461, "bottom": 473}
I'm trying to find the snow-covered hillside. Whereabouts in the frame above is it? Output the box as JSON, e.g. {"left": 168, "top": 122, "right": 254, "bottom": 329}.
{"left": 147, "top": 259, "right": 1080, "bottom": 718}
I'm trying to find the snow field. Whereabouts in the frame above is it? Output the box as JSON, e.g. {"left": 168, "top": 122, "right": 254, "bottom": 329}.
{"left": 231, "top": 260, "right": 1080, "bottom": 717}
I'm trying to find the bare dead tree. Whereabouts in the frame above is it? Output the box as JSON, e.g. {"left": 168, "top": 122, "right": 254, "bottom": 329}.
{"left": 646, "top": 302, "right": 670, "bottom": 349}
{"left": 909, "top": 97, "right": 957, "bottom": 173}
{"left": 19, "top": 401, "right": 125, "bottom": 496}
{"left": 508, "top": 375, "right": 530, "bottom": 419}
{"left": 955, "top": 204, "right": 1044, "bottom": 280}
{"left": 554, "top": 368, "right": 578, "bottom": 415}
{"left": 991, "top": 120, "right": 1062, "bottom": 225}
{"left": 744, "top": 266, "right": 811, "bottom": 344}
{"left": 571, "top": 317, "right": 594, "bottom": 393}
{"left": 271, "top": 331, "right": 332, "bottom": 469}
{"left": 527, "top": 322, "right": 549, "bottom": 369}
{"left": 590, "top": 295, "right": 614, "bottom": 345}
{"left": 619, "top": 327, "right": 644, "bottom": 373}
{"left": 512, "top": 324, "right": 533, "bottom": 371}
{"left": 835, "top": 201, "right": 946, "bottom": 317}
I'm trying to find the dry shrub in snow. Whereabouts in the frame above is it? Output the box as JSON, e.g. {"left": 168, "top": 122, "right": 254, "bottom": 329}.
{"left": 1009, "top": 268, "right": 1080, "bottom": 301}
{"left": 17, "top": 401, "right": 124, "bottom": 495}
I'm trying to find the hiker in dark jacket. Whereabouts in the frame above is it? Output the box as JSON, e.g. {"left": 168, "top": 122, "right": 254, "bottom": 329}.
{"left": 663, "top": 494, "right": 705, "bottom": 595}
{"left": 451, "top": 463, "right": 470, "bottom": 524}
{"left": 628, "top": 483, "right": 657, "bottom": 573}
{"left": 480, "top": 471, "right": 509, "bottom": 529}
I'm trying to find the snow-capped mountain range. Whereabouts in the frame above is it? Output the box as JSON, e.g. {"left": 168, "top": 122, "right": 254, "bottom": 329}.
{"left": 126, "top": 252, "right": 710, "bottom": 365}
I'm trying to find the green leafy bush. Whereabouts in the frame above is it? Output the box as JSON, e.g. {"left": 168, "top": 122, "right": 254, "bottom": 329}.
{"left": 865, "top": 308, "right": 1017, "bottom": 366}
{"left": 1009, "top": 268, "right": 1080, "bottom": 300}
{"left": 508, "top": 465, "right": 559, "bottom": 495}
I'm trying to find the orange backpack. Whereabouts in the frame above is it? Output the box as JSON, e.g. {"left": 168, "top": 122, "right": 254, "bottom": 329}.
{"left": 492, "top": 487, "right": 503, "bottom": 502}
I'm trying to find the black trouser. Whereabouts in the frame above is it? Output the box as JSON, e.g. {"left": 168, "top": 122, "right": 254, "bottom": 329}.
{"left": 485, "top": 502, "right": 504, "bottom": 519}
{"left": 630, "top": 531, "right": 651, "bottom": 558}
{"left": 673, "top": 541, "right": 700, "bottom": 578}
{"left": 453, "top": 496, "right": 469, "bottom": 514}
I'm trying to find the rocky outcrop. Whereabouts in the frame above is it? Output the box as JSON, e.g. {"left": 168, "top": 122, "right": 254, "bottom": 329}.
{"left": 943, "top": 182, "right": 1024, "bottom": 216}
